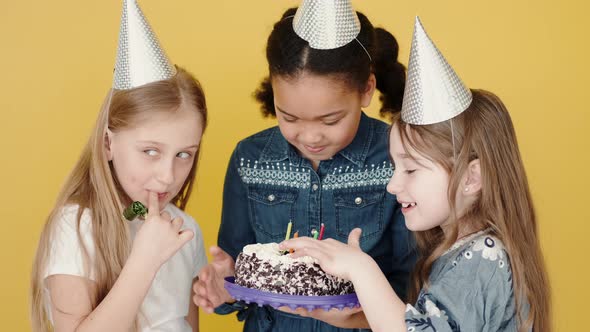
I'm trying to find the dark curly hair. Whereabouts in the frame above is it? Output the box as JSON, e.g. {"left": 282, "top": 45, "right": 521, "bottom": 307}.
{"left": 254, "top": 7, "right": 406, "bottom": 119}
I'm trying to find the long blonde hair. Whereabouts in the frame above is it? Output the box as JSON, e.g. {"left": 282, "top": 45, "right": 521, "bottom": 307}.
{"left": 30, "top": 67, "right": 207, "bottom": 331}
{"left": 395, "top": 90, "right": 550, "bottom": 332}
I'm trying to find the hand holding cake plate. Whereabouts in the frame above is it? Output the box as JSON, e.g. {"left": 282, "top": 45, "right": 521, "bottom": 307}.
{"left": 193, "top": 246, "right": 236, "bottom": 313}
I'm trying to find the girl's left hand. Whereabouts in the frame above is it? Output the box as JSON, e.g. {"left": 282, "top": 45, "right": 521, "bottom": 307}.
{"left": 279, "top": 228, "right": 367, "bottom": 281}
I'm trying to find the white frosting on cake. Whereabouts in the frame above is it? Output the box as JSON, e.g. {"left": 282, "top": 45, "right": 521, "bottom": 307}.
{"left": 242, "top": 243, "right": 317, "bottom": 266}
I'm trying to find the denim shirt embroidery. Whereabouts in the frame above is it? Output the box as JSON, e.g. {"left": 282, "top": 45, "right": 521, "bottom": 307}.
{"left": 238, "top": 159, "right": 392, "bottom": 190}
{"left": 238, "top": 159, "right": 312, "bottom": 189}
{"left": 216, "top": 112, "right": 418, "bottom": 332}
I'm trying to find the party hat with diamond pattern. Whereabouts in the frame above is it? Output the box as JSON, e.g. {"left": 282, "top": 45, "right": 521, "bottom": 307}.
{"left": 401, "top": 17, "right": 472, "bottom": 125}
{"left": 293, "top": 0, "right": 360, "bottom": 49}
{"left": 113, "top": 0, "right": 176, "bottom": 90}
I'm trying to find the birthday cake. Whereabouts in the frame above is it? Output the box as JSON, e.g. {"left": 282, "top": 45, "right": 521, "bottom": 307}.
{"left": 234, "top": 243, "right": 355, "bottom": 296}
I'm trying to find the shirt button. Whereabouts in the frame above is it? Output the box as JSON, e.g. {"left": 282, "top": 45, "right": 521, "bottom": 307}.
{"left": 354, "top": 197, "right": 363, "bottom": 205}
{"left": 312, "top": 184, "right": 319, "bottom": 191}
{"left": 268, "top": 194, "right": 276, "bottom": 202}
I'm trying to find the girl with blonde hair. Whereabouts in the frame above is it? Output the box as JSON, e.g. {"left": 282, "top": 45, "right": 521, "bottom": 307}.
{"left": 30, "top": 1, "right": 208, "bottom": 331}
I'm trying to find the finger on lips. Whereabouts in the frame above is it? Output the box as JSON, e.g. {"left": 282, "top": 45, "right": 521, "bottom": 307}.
{"left": 147, "top": 191, "right": 159, "bottom": 217}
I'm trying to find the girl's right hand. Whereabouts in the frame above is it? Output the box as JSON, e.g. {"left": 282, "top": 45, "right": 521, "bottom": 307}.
{"left": 192, "top": 246, "right": 235, "bottom": 313}
{"left": 280, "top": 228, "right": 368, "bottom": 281}
{"left": 129, "top": 191, "right": 194, "bottom": 273}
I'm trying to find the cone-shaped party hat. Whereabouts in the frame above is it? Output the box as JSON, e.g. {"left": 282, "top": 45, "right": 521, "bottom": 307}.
{"left": 113, "top": 0, "right": 176, "bottom": 90}
{"left": 401, "top": 17, "right": 472, "bottom": 125}
{"left": 293, "top": 0, "right": 361, "bottom": 50}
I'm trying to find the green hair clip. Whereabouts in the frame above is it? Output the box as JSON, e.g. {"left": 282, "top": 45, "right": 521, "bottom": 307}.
{"left": 123, "top": 201, "right": 148, "bottom": 221}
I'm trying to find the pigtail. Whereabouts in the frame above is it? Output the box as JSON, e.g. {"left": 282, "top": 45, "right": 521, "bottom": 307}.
{"left": 373, "top": 28, "right": 406, "bottom": 118}
{"left": 254, "top": 77, "right": 275, "bottom": 117}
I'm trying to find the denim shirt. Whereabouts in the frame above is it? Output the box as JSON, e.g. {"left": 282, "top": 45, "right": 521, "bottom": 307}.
{"left": 216, "top": 112, "right": 417, "bottom": 332}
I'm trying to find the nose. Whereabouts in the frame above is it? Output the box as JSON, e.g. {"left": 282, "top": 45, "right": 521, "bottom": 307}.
{"left": 301, "top": 124, "right": 323, "bottom": 145}
{"left": 386, "top": 170, "right": 402, "bottom": 195}
{"left": 156, "top": 158, "right": 175, "bottom": 186}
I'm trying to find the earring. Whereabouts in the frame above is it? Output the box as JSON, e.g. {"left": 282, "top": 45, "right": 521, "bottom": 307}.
{"left": 464, "top": 187, "right": 469, "bottom": 192}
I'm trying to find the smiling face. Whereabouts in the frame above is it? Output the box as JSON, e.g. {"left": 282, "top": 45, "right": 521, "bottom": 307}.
{"left": 106, "top": 103, "right": 203, "bottom": 208}
{"left": 386, "top": 123, "right": 452, "bottom": 231}
{"left": 271, "top": 72, "right": 375, "bottom": 169}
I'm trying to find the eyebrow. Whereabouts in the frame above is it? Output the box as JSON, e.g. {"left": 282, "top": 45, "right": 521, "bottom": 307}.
{"left": 395, "top": 153, "right": 426, "bottom": 162}
{"left": 395, "top": 152, "right": 433, "bottom": 170}
{"left": 276, "top": 106, "right": 345, "bottom": 120}
{"left": 138, "top": 141, "right": 200, "bottom": 150}
{"left": 395, "top": 153, "right": 414, "bottom": 159}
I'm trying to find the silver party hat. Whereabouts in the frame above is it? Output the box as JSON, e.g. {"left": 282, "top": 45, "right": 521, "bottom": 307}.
{"left": 113, "top": 0, "right": 176, "bottom": 90}
{"left": 401, "top": 17, "right": 472, "bottom": 125}
{"left": 293, "top": 0, "right": 361, "bottom": 50}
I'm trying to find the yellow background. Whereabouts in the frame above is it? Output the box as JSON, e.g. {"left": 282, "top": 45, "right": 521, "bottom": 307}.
{"left": 1, "top": 0, "right": 588, "bottom": 330}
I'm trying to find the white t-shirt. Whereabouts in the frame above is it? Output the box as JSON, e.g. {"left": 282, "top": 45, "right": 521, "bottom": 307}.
{"left": 43, "top": 204, "right": 208, "bottom": 331}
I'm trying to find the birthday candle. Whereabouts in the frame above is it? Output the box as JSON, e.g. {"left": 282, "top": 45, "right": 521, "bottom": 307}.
{"left": 312, "top": 229, "right": 319, "bottom": 239}
{"left": 285, "top": 221, "right": 293, "bottom": 241}
{"left": 290, "top": 231, "right": 298, "bottom": 254}
{"left": 318, "top": 223, "right": 326, "bottom": 240}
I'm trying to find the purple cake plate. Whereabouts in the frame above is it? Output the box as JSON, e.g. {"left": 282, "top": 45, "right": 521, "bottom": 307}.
{"left": 224, "top": 277, "right": 360, "bottom": 312}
